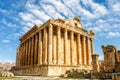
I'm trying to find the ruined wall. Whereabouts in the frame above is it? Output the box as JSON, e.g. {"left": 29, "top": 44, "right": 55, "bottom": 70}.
{"left": 118, "top": 50, "right": 120, "bottom": 61}
{"left": 102, "top": 45, "right": 118, "bottom": 72}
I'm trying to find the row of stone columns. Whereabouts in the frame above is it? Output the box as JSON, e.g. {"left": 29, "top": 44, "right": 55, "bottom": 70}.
{"left": 37, "top": 24, "right": 94, "bottom": 66}
{"left": 17, "top": 33, "right": 39, "bottom": 67}
{"left": 17, "top": 24, "right": 95, "bottom": 67}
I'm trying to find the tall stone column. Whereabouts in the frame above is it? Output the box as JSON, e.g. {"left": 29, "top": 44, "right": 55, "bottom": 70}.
{"left": 43, "top": 27, "right": 47, "bottom": 64}
{"left": 22, "top": 44, "right": 24, "bottom": 66}
{"left": 82, "top": 36, "right": 86, "bottom": 65}
{"left": 18, "top": 44, "right": 21, "bottom": 67}
{"left": 31, "top": 37, "right": 34, "bottom": 65}
{"left": 24, "top": 41, "right": 26, "bottom": 66}
{"left": 64, "top": 29, "right": 68, "bottom": 65}
{"left": 70, "top": 31, "right": 74, "bottom": 65}
{"left": 57, "top": 27, "right": 61, "bottom": 64}
{"left": 91, "top": 38, "right": 95, "bottom": 55}
{"left": 87, "top": 37, "right": 91, "bottom": 65}
{"left": 16, "top": 46, "right": 19, "bottom": 67}
{"left": 17, "top": 46, "right": 20, "bottom": 67}
{"left": 23, "top": 42, "right": 25, "bottom": 66}
{"left": 77, "top": 34, "right": 82, "bottom": 65}
{"left": 38, "top": 30, "right": 42, "bottom": 65}
{"left": 34, "top": 34, "right": 38, "bottom": 64}
{"left": 48, "top": 24, "right": 53, "bottom": 64}
{"left": 29, "top": 38, "right": 32, "bottom": 65}
{"left": 28, "top": 39, "right": 31, "bottom": 65}
{"left": 26, "top": 40, "right": 28, "bottom": 65}
{"left": 20, "top": 44, "right": 23, "bottom": 66}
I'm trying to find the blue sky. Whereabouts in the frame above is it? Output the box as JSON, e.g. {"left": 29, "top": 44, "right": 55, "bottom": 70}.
{"left": 0, "top": 0, "right": 120, "bottom": 62}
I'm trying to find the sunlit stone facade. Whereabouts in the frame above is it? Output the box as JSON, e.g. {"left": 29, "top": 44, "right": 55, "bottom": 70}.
{"left": 14, "top": 17, "right": 95, "bottom": 76}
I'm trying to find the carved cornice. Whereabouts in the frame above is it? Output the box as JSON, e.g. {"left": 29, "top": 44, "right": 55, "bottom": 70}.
{"left": 50, "top": 21, "right": 93, "bottom": 38}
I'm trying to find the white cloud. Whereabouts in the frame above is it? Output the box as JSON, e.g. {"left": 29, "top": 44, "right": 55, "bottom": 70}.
{"left": 62, "top": 0, "right": 95, "bottom": 18}
{"left": 26, "top": 1, "right": 51, "bottom": 21}
{"left": 1, "top": 39, "right": 10, "bottom": 43}
{"left": 112, "top": 3, "right": 120, "bottom": 12}
{"left": 40, "top": 4, "right": 64, "bottom": 19}
{"left": 81, "top": 0, "right": 108, "bottom": 17}
{"left": 40, "top": 0, "right": 74, "bottom": 18}
{"left": 1, "top": 18, "right": 17, "bottom": 28}
{"left": 107, "top": 32, "right": 120, "bottom": 38}
{"left": 19, "top": 12, "right": 35, "bottom": 22}
{"left": 0, "top": 8, "right": 7, "bottom": 13}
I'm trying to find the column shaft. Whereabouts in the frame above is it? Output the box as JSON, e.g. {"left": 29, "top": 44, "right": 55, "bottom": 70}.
{"left": 19, "top": 46, "right": 22, "bottom": 66}
{"left": 77, "top": 34, "right": 82, "bottom": 65}
{"left": 82, "top": 36, "right": 86, "bottom": 65}
{"left": 22, "top": 44, "right": 24, "bottom": 66}
{"left": 24, "top": 42, "right": 26, "bottom": 66}
{"left": 91, "top": 38, "right": 95, "bottom": 55}
{"left": 18, "top": 46, "right": 20, "bottom": 67}
{"left": 16, "top": 47, "right": 19, "bottom": 67}
{"left": 64, "top": 29, "right": 67, "bottom": 64}
{"left": 31, "top": 37, "right": 34, "bottom": 65}
{"left": 20, "top": 45, "right": 23, "bottom": 66}
{"left": 26, "top": 40, "right": 28, "bottom": 65}
{"left": 87, "top": 37, "right": 91, "bottom": 65}
{"left": 43, "top": 28, "right": 47, "bottom": 64}
{"left": 28, "top": 39, "right": 30, "bottom": 65}
{"left": 24, "top": 41, "right": 26, "bottom": 66}
{"left": 19, "top": 47, "right": 21, "bottom": 67}
{"left": 57, "top": 27, "right": 61, "bottom": 64}
{"left": 48, "top": 24, "right": 53, "bottom": 64}
{"left": 70, "top": 31, "right": 74, "bottom": 65}
{"left": 38, "top": 30, "right": 42, "bottom": 65}
{"left": 34, "top": 34, "right": 37, "bottom": 64}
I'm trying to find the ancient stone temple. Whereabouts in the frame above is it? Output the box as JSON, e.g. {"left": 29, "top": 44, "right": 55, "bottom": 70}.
{"left": 14, "top": 17, "right": 95, "bottom": 76}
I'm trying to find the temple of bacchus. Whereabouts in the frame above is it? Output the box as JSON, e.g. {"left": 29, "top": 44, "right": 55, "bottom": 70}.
{"left": 14, "top": 17, "right": 95, "bottom": 76}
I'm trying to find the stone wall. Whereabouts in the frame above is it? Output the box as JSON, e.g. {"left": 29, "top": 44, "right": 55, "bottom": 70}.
{"left": 102, "top": 45, "right": 117, "bottom": 72}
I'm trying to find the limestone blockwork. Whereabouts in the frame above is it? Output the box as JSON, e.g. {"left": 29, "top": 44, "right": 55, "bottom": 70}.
{"left": 14, "top": 17, "right": 95, "bottom": 76}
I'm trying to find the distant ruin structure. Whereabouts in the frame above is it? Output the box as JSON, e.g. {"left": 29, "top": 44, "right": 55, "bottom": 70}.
{"left": 90, "top": 45, "right": 120, "bottom": 79}
{"left": 13, "top": 17, "right": 95, "bottom": 76}
{"left": 102, "top": 45, "right": 120, "bottom": 72}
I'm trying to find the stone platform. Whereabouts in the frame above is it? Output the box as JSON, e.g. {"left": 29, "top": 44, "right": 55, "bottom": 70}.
{"left": 12, "top": 65, "right": 92, "bottom": 76}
